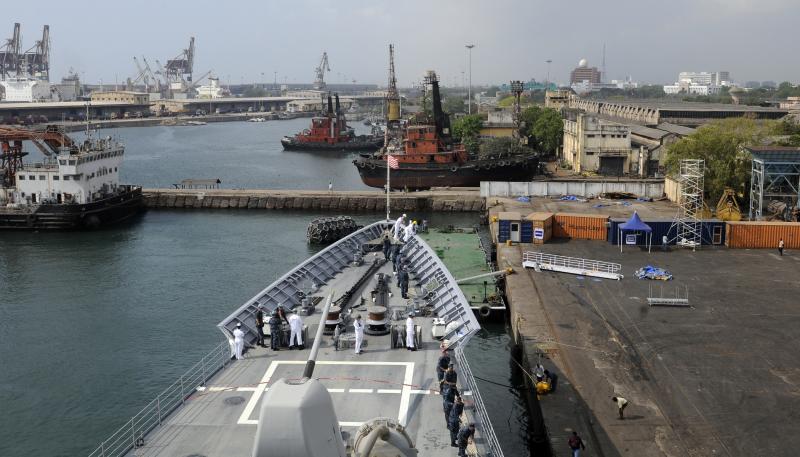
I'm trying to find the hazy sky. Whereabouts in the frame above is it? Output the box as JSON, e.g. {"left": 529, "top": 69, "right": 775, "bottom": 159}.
{"left": 7, "top": 0, "right": 799, "bottom": 87}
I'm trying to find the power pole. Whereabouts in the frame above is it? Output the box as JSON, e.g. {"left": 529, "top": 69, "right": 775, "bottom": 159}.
{"left": 465, "top": 44, "right": 475, "bottom": 114}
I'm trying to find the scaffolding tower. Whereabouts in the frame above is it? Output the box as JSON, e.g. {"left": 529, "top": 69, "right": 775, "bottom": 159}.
{"left": 676, "top": 159, "right": 704, "bottom": 249}
{"left": 747, "top": 147, "right": 800, "bottom": 221}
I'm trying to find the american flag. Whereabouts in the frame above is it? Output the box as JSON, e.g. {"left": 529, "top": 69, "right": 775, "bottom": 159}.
{"left": 387, "top": 154, "right": 399, "bottom": 169}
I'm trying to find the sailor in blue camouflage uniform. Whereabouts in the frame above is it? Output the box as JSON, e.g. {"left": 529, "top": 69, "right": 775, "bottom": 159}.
{"left": 448, "top": 394, "right": 464, "bottom": 447}
{"left": 456, "top": 423, "right": 475, "bottom": 457}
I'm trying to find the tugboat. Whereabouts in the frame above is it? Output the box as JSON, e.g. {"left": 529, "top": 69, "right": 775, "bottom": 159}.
{"left": 0, "top": 125, "right": 143, "bottom": 229}
{"left": 353, "top": 71, "right": 537, "bottom": 190}
{"left": 281, "top": 93, "right": 383, "bottom": 151}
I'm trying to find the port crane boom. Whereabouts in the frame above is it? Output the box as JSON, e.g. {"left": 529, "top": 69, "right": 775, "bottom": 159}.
{"left": 313, "top": 52, "right": 330, "bottom": 90}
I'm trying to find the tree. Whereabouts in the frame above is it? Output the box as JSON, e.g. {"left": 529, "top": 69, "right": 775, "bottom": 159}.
{"left": 664, "top": 118, "right": 772, "bottom": 204}
{"left": 452, "top": 114, "right": 483, "bottom": 141}
{"left": 442, "top": 96, "right": 465, "bottom": 115}
{"left": 531, "top": 108, "right": 563, "bottom": 155}
{"left": 478, "top": 137, "right": 532, "bottom": 158}
{"left": 243, "top": 86, "right": 267, "bottom": 97}
{"left": 519, "top": 106, "right": 563, "bottom": 155}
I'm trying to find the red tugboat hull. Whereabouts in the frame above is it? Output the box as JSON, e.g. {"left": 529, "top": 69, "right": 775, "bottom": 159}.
{"left": 281, "top": 135, "right": 383, "bottom": 151}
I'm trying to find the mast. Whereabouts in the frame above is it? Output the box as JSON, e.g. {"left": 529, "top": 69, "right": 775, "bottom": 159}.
{"left": 386, "top": 44, "right": 400, "bottom": 124}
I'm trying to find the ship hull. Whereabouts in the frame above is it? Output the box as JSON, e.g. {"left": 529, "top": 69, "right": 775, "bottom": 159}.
{"left": 0, "top": 186, "right": 145, "bottom": 230}
{"left": 353, "top": 155, "right": 538, "bottom": 189}
{"left": 281, "top": 136, "right": 383, "bottom": 152}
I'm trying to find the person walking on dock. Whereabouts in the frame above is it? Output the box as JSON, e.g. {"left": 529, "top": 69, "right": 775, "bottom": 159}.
{"left": 353, "top": 314, "right": 365, "bottom": 354}
{"left": 456, "top": 423, "right": 475, "bottom": 457}
{"left": 288, "top": 310, "right": 304, "bottom": 349}
{"left": 232, "top": 323, "right": 245, "bottom": 360}
{"left": 448, "top": 395, "right": 464, "bottom": 447}
{"left": 779, "top": 238, "right": 785, "bottom": 256}
{"left": 328, "top": 180, "right": 333, "bottom": 192}
{"left": 255, "top": 306, "right": 266, "bottom": 348}
{"left": 612, "top": 396, "right": 628, "bottom": 419}
{"left": 405, "top": 313, "right": 416, "bottom": 351}
{"left": 382, "top": 234, "right": 392, "bottom": 260}
{"left": 568, "top": 431, "right": 586, "bottom": 457}
{"left": 268, "top": 311, "right": 282, "bottom": 351}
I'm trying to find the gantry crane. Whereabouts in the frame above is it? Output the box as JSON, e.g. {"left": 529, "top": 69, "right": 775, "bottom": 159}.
{"left": 313, "top": 52, "right": 330, "bottom": 90}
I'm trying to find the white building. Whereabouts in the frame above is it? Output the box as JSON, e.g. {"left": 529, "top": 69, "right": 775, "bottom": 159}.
{"left": 0, "top": 78, "right": 52, "bottom": 102}
{"left": 12, "top": 137, "right": 124, "bottom": 205}
{"left": 562, "top": 112, "right": 632, "bottom": 175}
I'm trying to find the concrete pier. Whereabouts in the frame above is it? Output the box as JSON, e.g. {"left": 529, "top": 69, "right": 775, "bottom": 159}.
{"left": 489, "top": 201, "right": 800, "bottom": 456}
{"left": 142, "top": 188, "right": 484, "bottom": 212}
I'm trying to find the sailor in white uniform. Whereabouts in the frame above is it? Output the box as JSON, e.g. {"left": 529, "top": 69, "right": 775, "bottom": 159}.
{"left": 406, "top": 313, "right": 416, "bottom": 351}
{"left": 403, "top": 220, "right": 417, "bottom": 243}
{"left": 288, "top": 311, "right": 304, "bottom": 349}
{"left": 393, "top": 214, "right": 407, "bottom": 240}
{"left": 353, "top": 314, "right": 365, "bottom": 354}
{"left": 233, "top": 322, "right": 245, "bottom": 360}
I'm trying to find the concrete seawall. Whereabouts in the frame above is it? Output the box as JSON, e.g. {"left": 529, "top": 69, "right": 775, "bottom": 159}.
{"left": 142, "top": 188, "right": 484, "bottom": 212}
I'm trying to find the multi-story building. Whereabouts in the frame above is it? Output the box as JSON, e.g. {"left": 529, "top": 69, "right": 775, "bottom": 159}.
{"left": 570, "top": 59, "right": 601, "bottom": 85}
{"left": 562, "top": 112, "right": 631, "bottom": 175}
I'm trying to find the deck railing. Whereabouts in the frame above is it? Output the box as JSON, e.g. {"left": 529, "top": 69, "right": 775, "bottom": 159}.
{"left": 87, "top": 340, "right": 231, "bottom": 457}
{"left": 455, "top": 335, "right": 505, "bottom": 457}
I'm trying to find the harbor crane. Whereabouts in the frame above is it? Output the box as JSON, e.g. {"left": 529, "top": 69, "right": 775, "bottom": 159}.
{"left": 0, "top": 23, "right": 50, "bottom": 80}
{"left": 313, "top": 51, "right": 330, "bottom": 90}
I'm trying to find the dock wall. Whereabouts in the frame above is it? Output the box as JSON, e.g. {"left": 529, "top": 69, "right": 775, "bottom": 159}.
{"left": 481, "top": 179, "right": 664, "bottom": 199}
{"left": 142, "top": 188, "right": 484, "bottom": 212}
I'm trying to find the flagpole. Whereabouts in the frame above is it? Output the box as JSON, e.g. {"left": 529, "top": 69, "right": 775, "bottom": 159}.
{"left": 384, "top": 127, "right": 390, "bottom": 222}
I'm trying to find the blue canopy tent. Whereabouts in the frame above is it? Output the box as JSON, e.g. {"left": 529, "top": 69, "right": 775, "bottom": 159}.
{"left": 618, "top": 211, "right": 653, "bottom": 252}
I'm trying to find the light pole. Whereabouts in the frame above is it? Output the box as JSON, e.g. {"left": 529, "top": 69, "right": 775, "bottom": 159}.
{"left": 465, "top": 44, "right": 475, "bottom": 114}
{"left": 545, "top": 59, "right": 552, "bottom": 89}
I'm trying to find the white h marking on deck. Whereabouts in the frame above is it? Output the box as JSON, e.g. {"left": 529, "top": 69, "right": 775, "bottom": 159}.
{"left": 237, "top": 360, "right": 414, "bottom": 427}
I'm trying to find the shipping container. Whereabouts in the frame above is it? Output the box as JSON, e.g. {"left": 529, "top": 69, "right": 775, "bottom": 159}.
{"left": 520, "top": 220, "right": 533, "bottom": 243}
{"left": 526, "top": 212, "right": 553, "bottom": 244}
{"left": 725, "top": 221, "right": 800, "bottom": 249}
{"left": 608, "top": 219, "right": 726, "bottom": 246}
{"left": 497, "top": 211, "right": 523, "bottom": 243}
{"left": 553, "top": 213, "right": 608, "bottom": 240}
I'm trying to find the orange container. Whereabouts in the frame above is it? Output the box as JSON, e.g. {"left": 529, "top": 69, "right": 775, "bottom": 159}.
{"left": 725, "top": 221, "right": 800, "bottom": 249}
{"left": 553, "top": 213, "right": 609, "bottom": 240}
{"left": 526, "top": 212, "right": 553, "bottom": 244}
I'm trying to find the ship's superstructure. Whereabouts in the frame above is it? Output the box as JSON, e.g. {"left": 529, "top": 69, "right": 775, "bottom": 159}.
{"left": 0, "top": 125, "right": 143, "bottom": 229}
{"left": 281, "top": 92, "right": 383, "bottom": 151}
{"left": 354, "top": 70, "right": 538, "bottom": 189}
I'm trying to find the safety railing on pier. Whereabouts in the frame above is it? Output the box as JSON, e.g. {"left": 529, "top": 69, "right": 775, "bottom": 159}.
{"left": 455, "top": 336, "right": 505, "bottom": 457}
{"left": 522, "top": 251, "right": 624, "bottom": 280}
{"left": 87, "top": 340, "right": 232, "bottom": 457}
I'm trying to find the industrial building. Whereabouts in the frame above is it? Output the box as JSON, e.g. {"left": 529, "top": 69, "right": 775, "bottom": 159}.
{"left": 562, "top": 112, "right": 632, "bottom": 175}
{"left": 568, "top": 97, "right": 789, "bottom": 126}
{"left": 545, "top": 90, "right": 570, "bottom": 110}
{"left": 479, "top": 111, "right": 515, "bottom": 137}
{"left": 90, "top": 91, "right": 149, "bottom": 105}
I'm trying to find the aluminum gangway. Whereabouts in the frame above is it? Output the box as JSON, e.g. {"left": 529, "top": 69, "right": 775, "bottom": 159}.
{"left": 522, "top": 251, "right": 624, "bottom": 280}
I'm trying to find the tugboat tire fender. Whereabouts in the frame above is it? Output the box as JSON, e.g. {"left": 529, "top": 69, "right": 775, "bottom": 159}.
{"left": 368, "top": 162, "right": 376, "bottom": 169}
{"left": 450, "top": 166, "right": 458, "bottom": 173}
{"left": 478, "top": 304, "right": 492, "bottom": 318}
{"left": 499, "top": 160, "right": 508, "bottom": 167}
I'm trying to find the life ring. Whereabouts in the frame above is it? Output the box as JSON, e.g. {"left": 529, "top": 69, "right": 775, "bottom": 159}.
{"left": 450, "top": 166, "right": 458, "bottom": 172}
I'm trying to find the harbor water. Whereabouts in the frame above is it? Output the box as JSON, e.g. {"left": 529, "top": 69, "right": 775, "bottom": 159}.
{"left": 0, "top": 121, "right": 531, "bottom": 456}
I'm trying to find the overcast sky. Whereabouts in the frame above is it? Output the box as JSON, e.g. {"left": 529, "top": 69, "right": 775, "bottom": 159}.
{"left": 7, "top": 0, "right": 799, "bottom": 87}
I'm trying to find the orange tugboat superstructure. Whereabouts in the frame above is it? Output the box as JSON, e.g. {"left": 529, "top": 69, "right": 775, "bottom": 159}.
{"left": 281, "top": 93, "right": 383, "bottom": 151}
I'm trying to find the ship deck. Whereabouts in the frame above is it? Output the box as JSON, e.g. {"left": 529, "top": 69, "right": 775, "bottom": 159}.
{"left": 121, "top": 228, "right": 491, "bottom": 457}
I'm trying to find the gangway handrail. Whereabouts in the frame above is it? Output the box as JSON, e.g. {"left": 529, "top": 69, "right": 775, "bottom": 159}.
{"left": 523, "top": 251, "right": 622, "bottom": 273}
{"left": 87, "top": 340, "right": 232, "bottom": 457}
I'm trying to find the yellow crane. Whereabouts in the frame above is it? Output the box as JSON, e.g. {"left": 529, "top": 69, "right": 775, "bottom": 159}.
{"left": 715, "top": 187, "right": 742, "bottom": 221}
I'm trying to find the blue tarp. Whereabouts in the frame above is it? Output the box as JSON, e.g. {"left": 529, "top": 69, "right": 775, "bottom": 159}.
{"left": 619, "top": 211, "right": 652, "bottom": 232}
{"left": 634, "top": 265, "right": 673, "bottom": 280}
{"left": 560, "top": 195, "right": 578, "bottom": 201}
{"left": 516, "top": 196, "right": 531, "bottom": 202}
